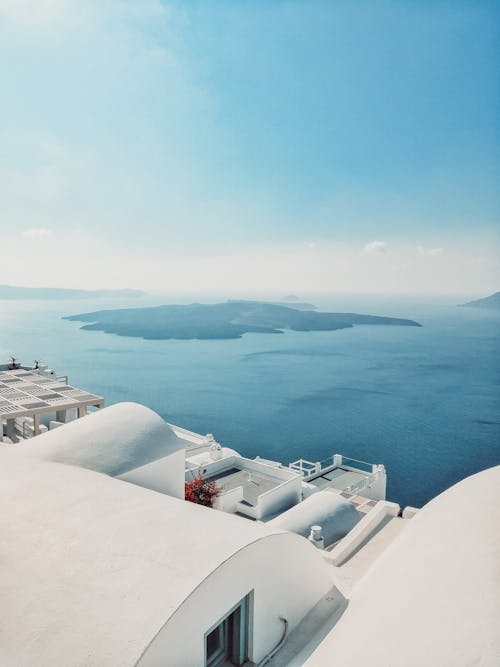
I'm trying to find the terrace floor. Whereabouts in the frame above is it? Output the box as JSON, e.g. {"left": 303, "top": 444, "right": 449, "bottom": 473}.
{"left": 207, "top": 467, "right": 281, "bottom": 502}
{"left": 308, "top": 467, "right": 369, "bottom": 492}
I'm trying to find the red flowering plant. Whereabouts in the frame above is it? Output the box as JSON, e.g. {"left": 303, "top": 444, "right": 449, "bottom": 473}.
{"left": 185, "top": 473, "right": 221, "bottom": 508}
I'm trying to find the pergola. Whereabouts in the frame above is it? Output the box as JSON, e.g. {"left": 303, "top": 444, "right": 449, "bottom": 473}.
{"left": 0, "top": 368, "right": 104, "bottom": 440}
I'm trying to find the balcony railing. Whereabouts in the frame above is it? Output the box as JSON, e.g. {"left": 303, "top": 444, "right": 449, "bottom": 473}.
{"left": 289, "top": 454, "right": 378, "bottom": 478}
{"left": 339, "top": 456, "right": 375, "bottom": 474}
{"left": 288, "top": 454, "right": 383, "bottom": 497}
{"left": 342, "top": 474, "right": 378, "bottom": 496}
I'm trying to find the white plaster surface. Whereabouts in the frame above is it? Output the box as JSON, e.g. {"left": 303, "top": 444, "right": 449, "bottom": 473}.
{"left": 324, "top": 500, "right": 400, "bottom": 565}
{"left": 0, "top": 450, "right": 332, "bottom": 667}
{"left": 117, "top": 448, "right": 185, "bottom": 498}
{"left": 139, "top": 533, "right": 333, "bottom": 666}
{"left": 13, "top": 402, "right": 187, "bottom": 475}
{"left": 267, "top": 490, "right": 359, "bottom": 546}
{"left": 302, "top": 466, "right": 500, "bottom": 667}
{"left": 330, "top": 515, "right": 408, "bottom": 597}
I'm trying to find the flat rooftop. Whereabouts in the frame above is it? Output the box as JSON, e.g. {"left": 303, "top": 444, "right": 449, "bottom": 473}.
{"left": 309, "top": 467, "right": 369, "bottom": 492}
{"left": 0, "top": 369, "right": 103, "bottom": 420}
{"left": 208, "top": 467, "right": 280, "bottom": 498}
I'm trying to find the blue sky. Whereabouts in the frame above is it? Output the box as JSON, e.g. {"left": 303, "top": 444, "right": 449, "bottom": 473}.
{"left": 0, "top": 0, "right": 498, "bottom": 294}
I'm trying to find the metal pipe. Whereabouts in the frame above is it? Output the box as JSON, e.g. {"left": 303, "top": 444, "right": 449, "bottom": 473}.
{"left": 257, "top": 616, "right": 288, "bottom": 666}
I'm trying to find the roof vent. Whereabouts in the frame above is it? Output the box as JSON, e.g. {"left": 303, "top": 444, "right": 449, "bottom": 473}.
{"left": 308, "top": 525, "right": 324, "bottom": 549}
{"left": 209, "top": 443, "right": 222, "bottom": 461}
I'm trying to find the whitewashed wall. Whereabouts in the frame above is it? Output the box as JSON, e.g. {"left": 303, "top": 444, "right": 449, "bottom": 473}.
{"left": 137, "top": 532, "right": 333, "bottom": 667}
{"left": 118, "top": 449, "right": 185, "bottom": 499}
{"left": 361, "top": 468, "right": 386, "bottom": 501}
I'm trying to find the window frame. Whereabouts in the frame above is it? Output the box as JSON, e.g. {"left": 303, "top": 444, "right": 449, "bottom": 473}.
{"left": 204, "top": 592, "right": 253, "bottom": 667}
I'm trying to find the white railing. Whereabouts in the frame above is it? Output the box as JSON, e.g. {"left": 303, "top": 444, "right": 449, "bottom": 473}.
{"left": 342, "top": 474, "right": 378, "bottom": 496}
{"left": 288, "top": 454, "right": 382, "bottom": 497}
{"left": 340, "top": 456, "right": 376, "bottom": 474}
{"left": 289, "top": 454, "right": 378, "bottom": 478}
{"left": 288, "top": 459, "right": 320, "bottom": 476}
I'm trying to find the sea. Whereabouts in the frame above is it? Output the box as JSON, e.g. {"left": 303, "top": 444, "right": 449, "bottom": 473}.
{"left": 1, "top": 292, "right": 499, "bottom": 509}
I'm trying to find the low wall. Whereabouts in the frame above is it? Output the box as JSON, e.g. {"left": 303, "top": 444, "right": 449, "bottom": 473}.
{"left": 119, "top": 449, "right": 185, "bottom": 499}
{"left": 323, "top": 501, "right": 400, "bottom": 566}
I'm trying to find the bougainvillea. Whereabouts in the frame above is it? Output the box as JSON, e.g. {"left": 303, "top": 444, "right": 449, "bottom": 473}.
{"left": 185, "top": 474, "right": 221, "bottom": 507}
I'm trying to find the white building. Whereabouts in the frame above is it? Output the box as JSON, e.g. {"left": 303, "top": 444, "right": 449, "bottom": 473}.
{"left": 1, "top": 401, "right": 499, "bottom": 667}
{"left": 16, "top": 402, "right": 187, "bottom": 498}
{"left": 0, "top": 364, "right": 104, "bottom": 441}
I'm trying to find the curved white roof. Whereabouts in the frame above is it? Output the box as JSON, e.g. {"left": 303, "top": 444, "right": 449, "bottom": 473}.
{"left": 0, "top": 450, "right": 317, "bottom": 667}
{"left": 304, "top": 466, "right": 500, "bottom": 667}
{"left": 267, "top": 490, "right": 359, "bottom": 546}
{"left": 14, "top": 402, "right": 187, "bottom": 475}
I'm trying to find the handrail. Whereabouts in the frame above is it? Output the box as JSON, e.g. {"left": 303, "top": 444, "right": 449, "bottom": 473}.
{"left": 289, "top": 455, "right": 378, "bottom": 478}
{"left": 343, "top": 471, "right": 378, "bottom": 495}
{"left": 341, "top": 456, "right": 375, "bottom": 467}
{"left": 316, "top": 455, "right": 335, "bottom": 469}
{"left": 289, "top": 458, "right": 317, "bottom": 474}
{"left": 341, "top": 456, "right": 375, "bottom": 473}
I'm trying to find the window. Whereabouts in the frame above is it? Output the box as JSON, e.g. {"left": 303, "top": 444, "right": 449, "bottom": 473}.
{"left": 205, "top": 594, "right": 251, "bottom": 667}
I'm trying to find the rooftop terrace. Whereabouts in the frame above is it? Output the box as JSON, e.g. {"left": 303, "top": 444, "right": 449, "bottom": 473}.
{"left": 208, "top": 466, "right": 281, "bottom": 496}
{"left": 0, "top": 366, "right": 103, "bottom": 441}
{"left": 0, "top": 369, "right": 103, "bottom": 418}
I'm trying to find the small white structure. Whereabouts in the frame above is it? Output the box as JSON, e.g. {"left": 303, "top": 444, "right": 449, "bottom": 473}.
{"left": 267, "top": 490, "right": 360, "bottom": 547}
{"left": 0, "top": 366, "right": 103, "bottom": 441}
{"left": 189, "top": 454, "right": 302, "bottom": 520}
{"left": 289, "top": 455, "right": 387, "bottom": 500}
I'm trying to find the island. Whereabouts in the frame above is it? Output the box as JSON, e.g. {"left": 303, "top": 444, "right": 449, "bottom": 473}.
{"left": 0, "top": 285, "right": 146, "bottom": 300}
{"left": 460, "top": 292, "right": 500, "bottom": 310}
{"left": 230, "top": 299, "right": 317, "bottom": 311}
{"left": 64, "top": 300, "right": 421, "bottom": 340}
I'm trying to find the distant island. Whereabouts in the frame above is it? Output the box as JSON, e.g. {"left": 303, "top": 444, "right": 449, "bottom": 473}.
{"left": 0, "top": 285, "right": 147, "bottom": 300}
{"left": 64, "top": 300, "right": 421, "bottom": 340}
{"left": 231, "top": 299, "right": 317, "bottom": 311}
{"left": 460, "top": 292, "right": 500, "bottom": 310}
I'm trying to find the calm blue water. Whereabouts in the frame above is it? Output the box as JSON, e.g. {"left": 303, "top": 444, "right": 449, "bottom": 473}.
{"left": 1, "top": 294, "right": 499, "bottom": 508}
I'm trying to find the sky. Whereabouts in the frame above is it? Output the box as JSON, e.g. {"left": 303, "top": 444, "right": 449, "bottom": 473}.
{"left": 0, "top": 0, "right": 499, "bottom": 295}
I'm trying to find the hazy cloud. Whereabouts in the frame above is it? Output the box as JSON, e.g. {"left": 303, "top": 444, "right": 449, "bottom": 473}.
{"left": 364, "top": 240, "right": 387, "bottom": 254}
{"left": 0, "top": 0, "right": 72, "bottom": 30}
{"left": 0, "top": 3, "right": 496, "bottom": 296}
{"left": 22, "top": 227, "right": 53, "bottom": 239}
{"left": 417, "top": 244, "right": 444, "bottom": 257}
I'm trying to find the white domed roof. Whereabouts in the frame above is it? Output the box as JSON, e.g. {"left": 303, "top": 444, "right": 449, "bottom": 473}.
{"left": 267, "top": 489, "right": 360, "bottom": 546}
{"left": 304, "top": 465, "right": 500, "bottom": 667}
{"left": 0, "top": 450, "right": 331, "bottom": 667}
{"left": 15, "top": 402, "right": 186, "bottom": 475}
